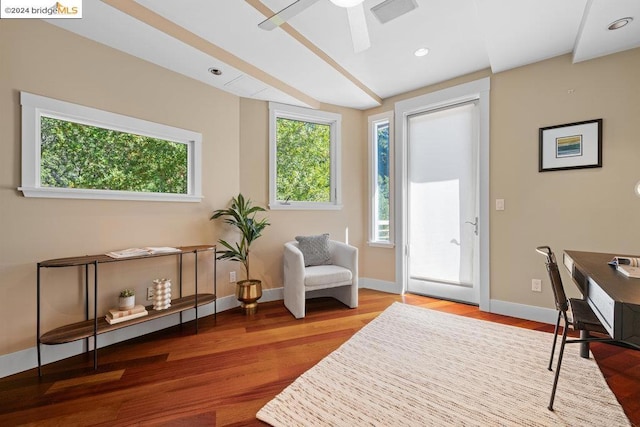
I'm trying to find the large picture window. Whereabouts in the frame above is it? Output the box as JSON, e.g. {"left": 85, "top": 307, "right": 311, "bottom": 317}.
{"left": 269, "top": 102, "right": 342, "bottom": 210}
{"left": 368, "top": 111, "right": 394, "bottom": 246}
{"left": 20, "top": 92, "right": 202, "bottom": 202}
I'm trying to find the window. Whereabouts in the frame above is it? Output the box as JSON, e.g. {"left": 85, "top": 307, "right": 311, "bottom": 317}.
{"left": 368, "top": 111, "right": 394, "bottom": 246}
{"left": 20, "top": 92, "right": 202, "bottom": 202}
{"left": 269, "top": 102, "right": 342, "bottom": 210}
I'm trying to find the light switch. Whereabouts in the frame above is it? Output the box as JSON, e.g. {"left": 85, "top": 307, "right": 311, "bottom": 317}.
{"left": 496, "top": 199, "right": 505, "bottom": 211}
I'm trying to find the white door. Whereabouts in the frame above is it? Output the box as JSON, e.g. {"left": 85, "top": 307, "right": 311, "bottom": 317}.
{"left": 406, "top": 101, "right": 480, "bottom": 304}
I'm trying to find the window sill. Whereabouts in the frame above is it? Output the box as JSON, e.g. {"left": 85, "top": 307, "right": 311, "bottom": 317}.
{"left": 19, "top": 187, "right": 203, "bottom": 203}
{"left": 367, "top": 241, "right": 395, "bottom": 248}
{"left": 269, "top": 202, "right": 343, "bottom": 211}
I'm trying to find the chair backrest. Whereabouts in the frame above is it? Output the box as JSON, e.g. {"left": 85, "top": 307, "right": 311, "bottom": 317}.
{"left": 536, "top": 246, "right": 569, "bottom": 313}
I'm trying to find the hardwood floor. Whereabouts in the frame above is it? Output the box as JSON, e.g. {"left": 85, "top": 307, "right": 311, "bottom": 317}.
{"left": 1, "top": 289, "right": 638, "bottom": 426}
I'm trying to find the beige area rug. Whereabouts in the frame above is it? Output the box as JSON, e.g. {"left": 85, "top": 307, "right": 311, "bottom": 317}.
{"left": 257, "top": 302, "right": 629, "bottom": 426}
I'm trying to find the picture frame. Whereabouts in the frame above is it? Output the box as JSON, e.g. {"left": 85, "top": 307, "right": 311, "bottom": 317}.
{"left": 539, "top": 119, "right": 602, "bottom": 172}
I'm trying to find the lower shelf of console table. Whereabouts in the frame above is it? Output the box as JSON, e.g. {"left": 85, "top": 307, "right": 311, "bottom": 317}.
{"left": 40, "top": 294, "right": 216, "bottom": 345}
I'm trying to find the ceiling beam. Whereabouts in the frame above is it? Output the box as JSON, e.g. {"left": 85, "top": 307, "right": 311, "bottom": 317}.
{"left": 102, "top": 0, "right": 321, "bottom": 109}
{"left": 245, "top": 0, "right": 382, "bottom": 106}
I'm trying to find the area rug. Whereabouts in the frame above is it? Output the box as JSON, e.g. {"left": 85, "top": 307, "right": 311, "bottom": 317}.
{"left": 257, "top": 302, "right": 629, "bottom": 426}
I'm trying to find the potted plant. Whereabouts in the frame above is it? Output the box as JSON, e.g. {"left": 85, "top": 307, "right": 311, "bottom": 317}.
{"left": 211, "top": 193, "right": 270, "bottom": 314}
{"left": 119, "top": 289, "right": 135, "bottom": 310}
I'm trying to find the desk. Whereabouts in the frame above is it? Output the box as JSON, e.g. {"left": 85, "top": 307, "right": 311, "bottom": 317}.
{"left": 563, "top": 250, "right": 640, "bottom": 356}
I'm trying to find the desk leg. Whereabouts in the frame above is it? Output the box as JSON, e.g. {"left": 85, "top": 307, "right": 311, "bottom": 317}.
{"left": 580, "top": 330, "right": 590, "bottom": 358}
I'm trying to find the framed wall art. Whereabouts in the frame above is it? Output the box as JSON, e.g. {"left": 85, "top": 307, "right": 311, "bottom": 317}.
{"left": 539, "top": 119, "right": 602, "bottom": 172}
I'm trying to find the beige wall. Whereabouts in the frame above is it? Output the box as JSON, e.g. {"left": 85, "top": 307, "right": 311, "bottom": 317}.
{"left": 362, "top": 49, "right": 640, "bottom": 306}
{"left": 2, "top": 17, "right": 639, "bottom": 361}
{"left": 490, "top": 50, "right": 640, "bottom": 304}
{"left": 0, "top": 20, "right": 240, "bottom": 355}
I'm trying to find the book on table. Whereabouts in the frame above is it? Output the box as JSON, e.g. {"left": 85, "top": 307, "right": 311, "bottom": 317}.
{"left": 105, "top": 306, "right": 149, "bottom": 324}
{"left": 617, "top": 264, "right": 640, "bottom": 279}
{"left": 108, "top": 305, "right": 147, "bottom": 319}
{"left": 106, "top": 247, "right": 181, "bottom": 258}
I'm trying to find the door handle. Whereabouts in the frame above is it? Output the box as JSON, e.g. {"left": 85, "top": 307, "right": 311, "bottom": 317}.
{"left": 465, "top": 217, "right": 478, "bottom": 236}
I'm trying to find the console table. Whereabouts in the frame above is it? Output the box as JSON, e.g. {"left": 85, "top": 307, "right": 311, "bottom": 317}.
{"left": 37, "top": 245, "right": 216, "bottom": 376}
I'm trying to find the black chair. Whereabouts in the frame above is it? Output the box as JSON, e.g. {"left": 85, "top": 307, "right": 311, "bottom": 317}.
{"left": 535, "top": 246, "right": 614, "bottom": 411}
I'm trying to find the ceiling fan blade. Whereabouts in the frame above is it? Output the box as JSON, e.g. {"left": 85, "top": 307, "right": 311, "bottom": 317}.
{"left": 346, "top": 3, "right": 371, "bottom": 53}
{"left": 259, "top": 0, "right": 321, "bottom": 30}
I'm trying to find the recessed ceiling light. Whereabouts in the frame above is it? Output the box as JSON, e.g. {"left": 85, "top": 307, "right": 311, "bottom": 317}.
{"left": 414, "top": 47, "right": 429, "bottom": 57}
{"left": 208, "top": 67, "right": 222, "bottom": 76}
{"left": 608, "top": 17, "right": 633, "bottom": 30}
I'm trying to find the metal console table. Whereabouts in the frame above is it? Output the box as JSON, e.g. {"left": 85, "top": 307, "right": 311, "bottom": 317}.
{"left": 36, "top": 245, "right": 216, "bottom": 376}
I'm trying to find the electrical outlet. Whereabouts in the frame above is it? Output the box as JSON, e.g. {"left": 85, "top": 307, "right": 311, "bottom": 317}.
{"left": 147, "top": 287, "right": 155, "bottom": 300}
{"left": 230, "top": 271, "right": 236, "bottom": 283}
{"left": 531, "top": 279, "right": 542, "bottom": 293}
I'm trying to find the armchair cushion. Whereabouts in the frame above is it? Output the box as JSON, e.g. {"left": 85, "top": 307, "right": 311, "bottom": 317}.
{"left": 304, "top": 265, "right": 352, "bottom": 288}
{"left": 295, "top": 233, "right": 331, "bottom": 266}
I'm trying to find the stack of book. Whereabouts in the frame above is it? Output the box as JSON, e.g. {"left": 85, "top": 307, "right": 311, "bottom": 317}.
{"left": 105, "top": 304, "right": 149, "bottom": 324}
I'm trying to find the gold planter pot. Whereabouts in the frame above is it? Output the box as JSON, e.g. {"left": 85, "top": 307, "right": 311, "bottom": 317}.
{"left": 236, "top": 279, "right": 262, "bottom": 315}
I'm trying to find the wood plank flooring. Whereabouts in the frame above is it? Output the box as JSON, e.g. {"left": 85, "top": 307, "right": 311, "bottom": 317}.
{"left": 1, "top": 289, "right": 638, "bottom": 426}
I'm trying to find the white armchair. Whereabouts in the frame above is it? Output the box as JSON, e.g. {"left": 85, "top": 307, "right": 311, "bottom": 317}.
{"left": 283, "top": 239, "right": 358, "bottom": 319}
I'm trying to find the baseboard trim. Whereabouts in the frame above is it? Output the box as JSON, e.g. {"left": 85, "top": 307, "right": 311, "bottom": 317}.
{"left": 489, "top": 299, "right": 556, "bottom": 325}
{"left": 356, "top": 279, "right": 556, "bottom": 325}
{"left": 0, "top": 289, "right": 285, "bottom": 379}
{"left": 359, "top": 278, "right": 402, "bottom": 294}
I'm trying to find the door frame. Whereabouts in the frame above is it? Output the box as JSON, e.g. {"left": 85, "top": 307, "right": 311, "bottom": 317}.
{"left": 394, "top": 77, "right": 491, "bottom": 311}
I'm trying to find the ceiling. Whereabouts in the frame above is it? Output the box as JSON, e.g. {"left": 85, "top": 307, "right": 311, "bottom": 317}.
{"left": 47, "top": 0, "right": 640, "bottom": 110}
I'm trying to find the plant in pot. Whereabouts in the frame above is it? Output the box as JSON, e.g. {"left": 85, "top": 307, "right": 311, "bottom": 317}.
{"left": 211, "top": 193, "right": 270, "bottom": 314}
{"left": 119, "top": 289, "right": 135, "bottom": 311}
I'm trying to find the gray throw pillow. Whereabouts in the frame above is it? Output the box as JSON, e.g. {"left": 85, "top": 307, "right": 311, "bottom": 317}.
{"left": 295, "top": 233, "right": 331, "bottom": 267}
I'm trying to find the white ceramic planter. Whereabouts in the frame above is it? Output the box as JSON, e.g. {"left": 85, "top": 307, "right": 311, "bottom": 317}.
{"left": 118, "top": 295, "right": 135, "bottom": 310}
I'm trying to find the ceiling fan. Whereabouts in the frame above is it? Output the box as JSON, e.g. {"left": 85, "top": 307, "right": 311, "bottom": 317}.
{"left": 258, "top": 0, "right": 371, "bottom": 53}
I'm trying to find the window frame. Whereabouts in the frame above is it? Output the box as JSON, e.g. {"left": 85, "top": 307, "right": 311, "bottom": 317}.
{"left": 368, "top": 111, "right": 395, "bottom": 247}
{"left": 268, "top": 102, "right": 342, "bottom": 210}
{"left": 20, "top": 91, "right": 203, "bottom": 202}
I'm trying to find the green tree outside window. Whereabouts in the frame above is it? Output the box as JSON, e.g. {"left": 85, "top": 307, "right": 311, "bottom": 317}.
{"left": 275, "top": 117, "right": 331, "bottom": 203}
{"left": 376, "top": 122, "right": 390, "bottom": 223}
{"left": 40, "top": 117, "right": 188, "bottom": 194}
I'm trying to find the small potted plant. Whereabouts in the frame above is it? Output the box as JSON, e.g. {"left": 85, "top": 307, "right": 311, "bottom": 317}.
{"left": 211, "top": 193, "right": 269, "bottom": 314}
{"left": 119, "top": 289, "right": 135, "bottom": 310}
